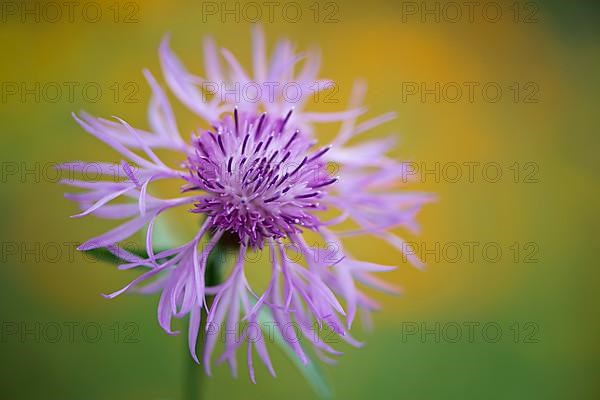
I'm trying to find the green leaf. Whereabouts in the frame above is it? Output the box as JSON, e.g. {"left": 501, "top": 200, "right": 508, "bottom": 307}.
{"left": 83, "top": 218, "right": 190, "bottom": 265}
{"left": 83, "top": 247, "right": 166, "bottom": 265}
{"left": 153, "top": 216, "right": 186, "bottom": 248}
{"left": 83, "top": 247, "right": 132, "bottom": 264}
{"left": 258, "top": 308, "right": 334, "bottom": 399}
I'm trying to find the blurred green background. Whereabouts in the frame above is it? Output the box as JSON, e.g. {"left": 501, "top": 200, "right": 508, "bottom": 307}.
{"left": 0, "top": 0, "right": 598, "bottom": 399}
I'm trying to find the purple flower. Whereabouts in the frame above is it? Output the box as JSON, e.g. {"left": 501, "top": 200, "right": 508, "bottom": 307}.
{"left": 61, "top": 26, "right": 433, "bottom": 381}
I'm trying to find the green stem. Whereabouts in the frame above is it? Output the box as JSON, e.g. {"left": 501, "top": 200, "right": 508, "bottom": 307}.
{"left": 184, "top": 332, "right": 201, "bottom": 400}
{"left": 184, "top": 244, "right": 224, "bottom": 400}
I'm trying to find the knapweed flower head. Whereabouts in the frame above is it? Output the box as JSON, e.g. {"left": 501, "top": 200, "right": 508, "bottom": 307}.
{"left": 61, "top": 26, "right": 433, "bottom": 381}
{"left": 185, "top": 110, "right": 333, "bottom": 249}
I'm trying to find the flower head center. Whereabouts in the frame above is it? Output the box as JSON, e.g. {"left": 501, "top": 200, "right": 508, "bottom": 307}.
{"left": 183, "top": 110, "right": 337, "bottom": 248}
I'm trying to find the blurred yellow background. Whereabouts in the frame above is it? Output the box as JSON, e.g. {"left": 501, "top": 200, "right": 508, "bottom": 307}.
{"left": 0, "top": 0, "right": 598, "bottom": 399}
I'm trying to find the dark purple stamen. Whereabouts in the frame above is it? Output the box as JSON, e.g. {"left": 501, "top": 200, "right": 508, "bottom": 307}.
{"left": 255, "top": 113, "right": 266, "bottom": 138}
{"left": 290, "top": 157, "right": 307, "bottom": 176}
{"left": 264, "top": 194, "right": 280, "bottom": 203}
{"left": 284, "top": 130, "right": 299, "bottom": 150}
{"left": 264, "top": 135, "right": 273, "bottom": 152}
{"left": 196, "top": 140, "right": 209, "bottom": 157}
{"left": 234, "top": 107, "right": 239, "bottom": 136}
{"left": 268, "top": 150, "right": 279, "bottom": 164}
{"left": 279, "top": 109, "right": 293, "bottom": 133}
{"left": 295, "top": 192, "right": 319, "bottom": 199}
{"left": 217, "top": 135, "right": 226, "bottom": 156}
{"left": 308, "top": 145, "right": 332, "bottom": 162}
{"left": 311, "top": 177, "right": 338, "bottom": 189}
{"left": 242, "top": 134, "right": 250, "bottom": 155}
{"left": 280, "top": 151, "right": 291, "bottom": 165}
{"left": 213, "top": 180, "right": 225, "bottom": 190}
{"left": 276, "top": 173, "right": 289, "bottom": 187}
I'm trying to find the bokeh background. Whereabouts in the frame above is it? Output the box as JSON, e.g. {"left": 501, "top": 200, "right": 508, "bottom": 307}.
{"left": 1, "top": 0, "right": 598, "bottom": 399}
